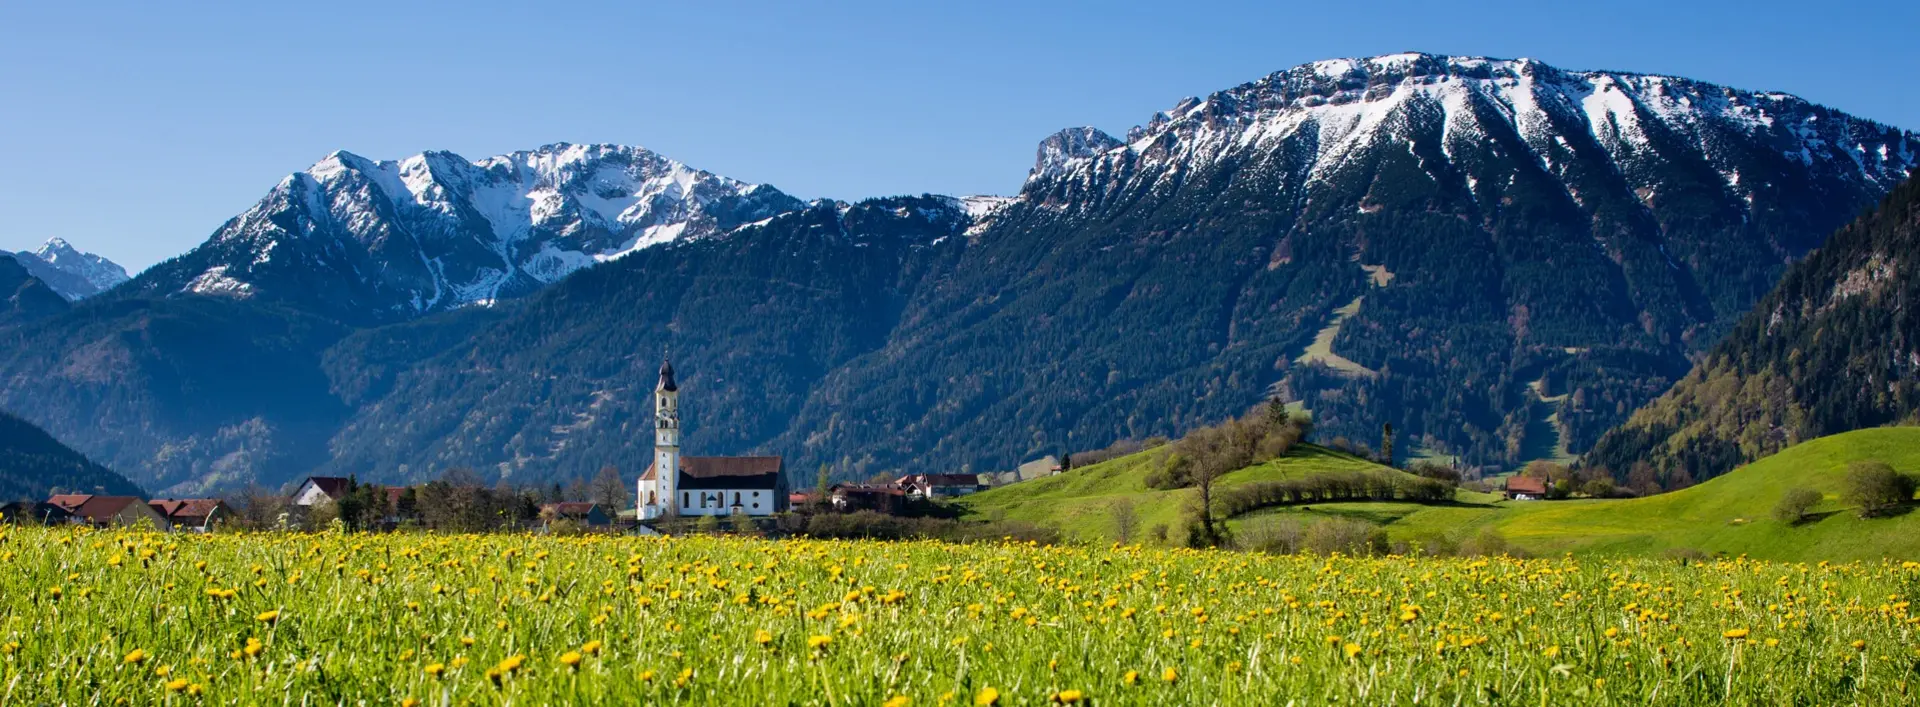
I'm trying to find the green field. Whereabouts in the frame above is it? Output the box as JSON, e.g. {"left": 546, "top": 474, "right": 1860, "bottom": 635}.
{"left": 3, "top": 527, "right": 1917, "bottom": 704}
{"left": 965, "top": 428, "right": 1920, "bottom": 563}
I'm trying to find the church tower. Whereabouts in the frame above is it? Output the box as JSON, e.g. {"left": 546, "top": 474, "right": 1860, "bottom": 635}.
{"left": 652, "top": 358, "right": 680, "bottom": 514}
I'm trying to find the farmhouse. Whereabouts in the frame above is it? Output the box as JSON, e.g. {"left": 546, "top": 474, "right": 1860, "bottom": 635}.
{"left": 541, "top": 502, "right": 613, "bottom": 528}
{"left": 290, "top": 476, "right": 351, "bottom": 507}
{"left": 1505, "top": 475, "right": 1548, "bottom": 501}
{"left": 636, "top": 359, "right": 789, "bottom": 519}
{"left": 148, "top": 498, "right": 233, "bottom": 532}
{"left": 0, "top": 501, "right": 72, "bottom": 525}
{"left": 897, "top": 473, "right": 987, "bottom": 500}
{"left": 47, "top": 494, "right": 170, "bottom": 529}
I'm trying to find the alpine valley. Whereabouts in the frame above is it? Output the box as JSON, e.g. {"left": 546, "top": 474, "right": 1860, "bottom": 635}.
{"left": 3, "top": 52, "right": 1916, "bottom": 496}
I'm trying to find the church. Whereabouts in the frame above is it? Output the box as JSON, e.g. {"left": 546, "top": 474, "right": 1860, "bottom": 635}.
{"left": 636, "top": 359, "right": 789, "bottom": 520}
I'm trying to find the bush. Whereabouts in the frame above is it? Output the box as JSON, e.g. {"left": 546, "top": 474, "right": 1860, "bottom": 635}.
{"left": 1457, "top": 529, "right": 1520, "bottom": 558}
{"left": 1842, "top": 461, "right": 1917, "bottom": 518}
{"left": 1665, "top": 547, "right": 1711, "bottom": 565}
{"left": 1302, "top": 518, "right": 1387, "bottom": 556}
{"left": 1771, "top": 487, "right": 1823, "bottom": 524}
{"left": 1234, "top": 518, "right": 1305, "bottom": 555}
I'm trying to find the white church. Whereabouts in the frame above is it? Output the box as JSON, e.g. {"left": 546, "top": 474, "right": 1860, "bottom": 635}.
{"left": 636, "top": 359, "right": 789, "bottom": 520}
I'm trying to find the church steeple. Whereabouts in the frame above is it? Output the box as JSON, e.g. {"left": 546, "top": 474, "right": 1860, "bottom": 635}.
{"left": 657, "top": 358, "right": 678, "bottom": 393}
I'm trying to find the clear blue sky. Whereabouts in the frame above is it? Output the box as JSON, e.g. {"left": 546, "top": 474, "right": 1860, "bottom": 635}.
{"left": 4, "top": 0, "right": 1916, "bottom": 270}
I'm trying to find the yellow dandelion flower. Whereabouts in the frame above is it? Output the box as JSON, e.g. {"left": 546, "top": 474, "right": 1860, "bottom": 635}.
{"left": 1162, "top": 667, "right": 1179, "bottom": 683}
{"left": 1723, "top": 628, "right": 1749, "bottom": 639}
{"left": 808, "top": 635, "right": 832, "bottom": 651}
{"left": 423, "top": 663, "right": 445, "bottom": 677}
{"left": 124, "top": 649, "right": 147, "bottom": 665}
{"left": 1051, "top": 689, "right": 1085, "bottom": 703}
{"left": 973, "top": 687, "right": 1000, "bottom": 706}
{"left": 164, "top": 678, "right": 188, "bottom": 692}
{"left": 755, "top": 629, "right": 774, "bottom": 646}
{"left": 255, "top": 610, "right": 281, "bottom": 624}
{"left": 1122, "top": 670, "right": 1139, "bottom": 685}
{"left": 495, "top": 654, "right": 526, "bottom": 674}
{"left": 558, "top": 651, "right": 582, "bottom": 669}
{"left": 582, "top": 640, "right": 603, "bottom": 656}
{"left": 883, "top": 696, "right": 912, "bottom": 707}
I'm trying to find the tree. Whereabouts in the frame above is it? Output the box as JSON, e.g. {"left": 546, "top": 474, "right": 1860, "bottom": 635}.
{"left": 1380, "top": 422, "right": 1395, "bottom": 467}
{"left": 728, "top": 510, "right": 758, "bottom": 536}
{"left": 1842, "top": 461, "right": 1915, "bottom": 518}
{"left": 1266, "top": 395, "right": 1290, "bottom": 429}
{"left": 1772, "top": 487, "right": 1822, "bottom": 524}
{"left": 694, "top": 513, "right": 722, "bottom": 534}
{"left": 814, "top": 464, "right": 832, "bottom": 512}
{"left": 1110, "top": 498, "right": 1137, "bottom": 545}
{"left": 589, "top": 465, "right": 630, "bottom": 509}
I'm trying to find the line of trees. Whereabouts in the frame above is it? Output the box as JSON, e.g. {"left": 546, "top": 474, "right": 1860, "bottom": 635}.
{"left": 1214, "top": 470, "right": 1455, "bottom": 519}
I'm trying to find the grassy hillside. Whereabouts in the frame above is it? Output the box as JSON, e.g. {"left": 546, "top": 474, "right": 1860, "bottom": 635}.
{"left": 963, "top": 427, "right": 1920, "bottom": 562}
{"left": 1379, "top": 427, "right": 1920, "bottom": 561}
{"left": 956, "top": 443, "right": 1451, "bottom": 544}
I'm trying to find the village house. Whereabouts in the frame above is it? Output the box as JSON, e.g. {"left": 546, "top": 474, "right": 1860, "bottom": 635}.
{"left": 290, "top": 476, "right": 351, "bottom": 507}
{"left": 897, "top": 473, "right": 987, "bottom": 500}
{"left": 541, "top": 502, "right": 613, "bottom": 528}
{"left": 148, "top": 498, "right": 233, "bottom": 532}
{"left": 1504, "top": 475, "right": 1548, "bottom": 501}
{"left": 47, "top": 494, "right": 170, "bottom": 530}
{"left": 636, "top": 360, "right": 790, "bottom": 519}
{"left": 831, "top": 484, "right": 908, "bottom": 514}
{"left": 0, "top": 500, "right": 73, "bottom": 525}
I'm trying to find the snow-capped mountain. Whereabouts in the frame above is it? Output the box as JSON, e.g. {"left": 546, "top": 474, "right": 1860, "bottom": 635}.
{"left": 125, "top": 143, "right": 806, "bottom": 320}
{"left": 8, "top": 238, "right": 130, "bottom": 300}
{"left": 1029, "top": 52, "right": 1915, "bottom": 208}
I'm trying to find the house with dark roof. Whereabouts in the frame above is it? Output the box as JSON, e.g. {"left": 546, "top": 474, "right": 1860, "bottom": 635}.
{"left": 831, "top": 484, "right": 907, "bottom": 515}
{"left": 541, "top": 502, "right": 613, "bottom": 527}
{"left": 290, "top": 476, "right": 351, "bottom": 507}
{"left": 896, "top": 473, "right": 987, "bottom": 500}
{"left": 148, "top": 499, "right": 233, "bottom": 532}
{"left": 0, "top": 500, "right": 73, "bottom": 525}
{"left": 47, "top": 494, "right": 170, "bottom": 530}
{"left": 1504, "top": 475, "right": 1548, "bottom": 501}
{"left": 635, "top": 359, "right": 790, "bottom": 519}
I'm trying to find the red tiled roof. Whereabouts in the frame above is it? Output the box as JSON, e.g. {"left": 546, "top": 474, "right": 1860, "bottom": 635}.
{"left": 1505, "top": 476, "right": 1548, "bottom": 495}
{"left": 47, "top": 494, "right": 92, "bottom": 513}
{"left": 148, "top": 499, "right": 227, "bottom": 522}
{"left": 59, "top": 495, "right": 144, "bottom": 521}
{"left": 543, "top": 502, "right": 602, "bottom": 516}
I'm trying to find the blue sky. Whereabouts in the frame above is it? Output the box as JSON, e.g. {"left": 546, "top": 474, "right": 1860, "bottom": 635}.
{"left": 4, "top": 0, "right": 1916, "bottom": 270}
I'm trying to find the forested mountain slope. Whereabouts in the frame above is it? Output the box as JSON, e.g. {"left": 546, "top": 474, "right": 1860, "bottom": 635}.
{"left": 0, "top": 410, "right": 143, "bottom": 502}
{"left": 1583, "top": 175, "right": 1920, "bottom": 486}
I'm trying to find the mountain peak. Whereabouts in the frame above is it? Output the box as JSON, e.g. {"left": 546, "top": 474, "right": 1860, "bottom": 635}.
{"left": 11, "top": 238, "right": 128, "bottom": 301}
{"left": 1029, "top": 127, "right": 1124, "bottom": 183}
{"left": 132, "top": 142, "right": 808, "bottom": 320}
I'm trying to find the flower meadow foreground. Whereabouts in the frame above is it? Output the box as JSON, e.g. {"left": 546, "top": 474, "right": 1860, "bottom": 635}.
{"left": 2, "top": 526, "right": 1917, "bottom": 705}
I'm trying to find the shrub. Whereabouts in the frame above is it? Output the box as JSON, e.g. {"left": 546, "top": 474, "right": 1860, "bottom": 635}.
{"left": 1234, "top": 518, "right": 1305, "bottom": 555}
{"left": 1457, "top": 529, "right": 1519, "bottom": 558}
{"left": 1842, "top": 461, "right": 1917, "bottom": 518}
{"left": 1771, "top": 487, "right": 1823, "bottom": 524}
{"left": 1302, "top": 518, "right": 1387, "bottom": 556}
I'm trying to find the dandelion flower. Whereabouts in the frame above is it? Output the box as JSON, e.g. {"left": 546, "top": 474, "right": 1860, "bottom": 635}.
{"left": 1122, "top": 670, "right": 1139, "bottom": 685}
{"left": 883, "top": 696, "right": 911, "bottom": 707}
{"left": 807, "top": 635, "right": 832, "bottom": 651}
{"left": 423, "top": 663, "right": 445, "bottom": 677}
{"left": 164, "top": 678, "right": 188, "bottom": 692}
{"left": 974, "top": 687, "right": 1000, "bottom": 706}
{"left": 582, "top": 640, "right": 603, "bottom": 656}
{"left": 124, "top": 649, "right": 147, "bottom": 665}
{"left": 1051, "top": 689, "right": 1085, "bottom": 703}
{"left": 1162, "top": 667, "right": 1179, "bottom": 683}
{"left": 559, "top": 651, "right": 582, "bottom": 669}
{"left": 255, "top": 610, "right": 281, "bottom": 624}
{"left": 1723, "top": 628, "right": 1749, "bottom": 639}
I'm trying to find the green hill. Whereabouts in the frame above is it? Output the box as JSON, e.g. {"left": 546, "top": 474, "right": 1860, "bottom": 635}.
{"left": 1377, "top": 427, "right": 1920, "bottom": 561}
{"left": 956, "top": 443, "right": 1480, "bottom": 544}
